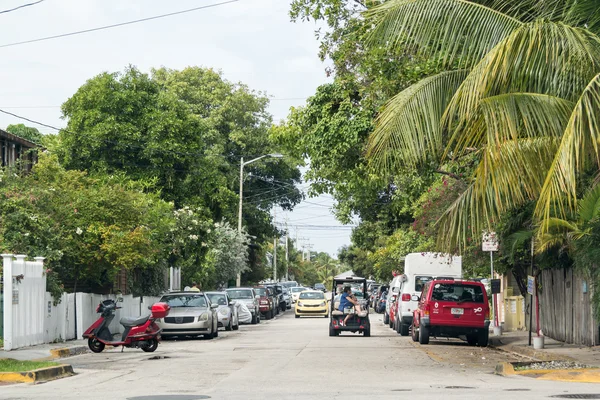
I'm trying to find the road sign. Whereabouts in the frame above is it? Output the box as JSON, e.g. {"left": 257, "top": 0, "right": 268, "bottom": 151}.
{"left": 527, "top": 275, "right": 535, "bottom": 295}
{"left": 482, "top": 231, "right": 499, "bottom": 251}
{"left": 491, "top": 279, "right": 501, "bottom": 294}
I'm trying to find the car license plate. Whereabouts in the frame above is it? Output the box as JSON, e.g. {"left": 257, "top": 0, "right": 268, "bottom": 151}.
{"left": 451, "top": 308, "right": 464, "bottom": 315}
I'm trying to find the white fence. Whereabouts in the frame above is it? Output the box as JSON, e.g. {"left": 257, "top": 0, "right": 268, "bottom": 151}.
{"left": 3, "top": 253, "right": 163, "bottom": 350}
{"left": 2, "top": 254, "right": 47, "bottom": 350}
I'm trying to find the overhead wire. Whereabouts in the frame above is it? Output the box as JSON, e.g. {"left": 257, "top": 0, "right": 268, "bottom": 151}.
{"left": 0, "top": 108, "right": 283, "bottom": 160}
{"left": 0, "top": 0, "right": 44, "bottom": 15}
{"left": 0, "top": 0, "right": 241, "bottom": 49}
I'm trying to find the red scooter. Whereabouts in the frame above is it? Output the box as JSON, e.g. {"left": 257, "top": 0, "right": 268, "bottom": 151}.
{"left": 83, "top": 299, "right": 170, "bottom": 353}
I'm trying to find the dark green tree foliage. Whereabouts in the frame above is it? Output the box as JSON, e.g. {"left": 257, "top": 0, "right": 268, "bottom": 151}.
{"left": 5, "top": 123, "right": 43, "bottom": 144}
{"left": 57, "top": 66, "right": 302, "bottom": 246}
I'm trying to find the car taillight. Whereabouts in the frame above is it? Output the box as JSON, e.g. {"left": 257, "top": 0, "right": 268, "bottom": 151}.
{"left": 402, "top": 293, "right": 411, "bottom": 302}
{"left": 424, "top": 304, "right": 430, "bottom": 316}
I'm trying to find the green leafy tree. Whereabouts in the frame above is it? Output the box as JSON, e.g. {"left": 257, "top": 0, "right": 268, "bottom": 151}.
{"left": 5, "top": 123, "right": 43, "bottom": 144}
{"left": 204, "top": 221, "right": 251, "bottom": 288}
{"left": 58, "top": 66, "right": 302, "bottom": 241}
{"left": 0, "top": 154, "right": 176, "bottom": 299}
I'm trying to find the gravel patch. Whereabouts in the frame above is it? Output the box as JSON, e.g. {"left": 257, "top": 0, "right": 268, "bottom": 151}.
{"left": 514, "top": 361, "right": 592, "bottom": 371}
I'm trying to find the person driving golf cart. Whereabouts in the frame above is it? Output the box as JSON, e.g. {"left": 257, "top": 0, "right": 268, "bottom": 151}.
{"left": 329, "top": 277, "right": 370, "bottom": 337}
{"left": 339, "top": 286, "right": 363, "bottom": 326}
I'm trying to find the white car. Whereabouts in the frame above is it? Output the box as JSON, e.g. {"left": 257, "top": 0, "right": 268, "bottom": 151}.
{"left": 290, "top": 287, "right": 308, "bottom": 303}
{"left": 206, "top": 291, "right": 239, "bottom": 331}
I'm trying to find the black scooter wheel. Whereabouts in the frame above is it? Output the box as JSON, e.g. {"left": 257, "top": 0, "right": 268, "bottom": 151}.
{"left": 142, "top": 338, "right": 159, "bottom": 352}
{"left": 88, "top": 338, "right": 105, "bottom": 353}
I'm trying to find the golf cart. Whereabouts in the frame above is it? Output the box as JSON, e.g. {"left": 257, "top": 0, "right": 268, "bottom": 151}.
{"left": 329, "top": 276, "right": 370, "bottom": 337}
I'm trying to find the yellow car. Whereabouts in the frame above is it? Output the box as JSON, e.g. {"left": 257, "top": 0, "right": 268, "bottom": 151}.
{"left": 295, "top": 290, "right": 329, "bottom": 318}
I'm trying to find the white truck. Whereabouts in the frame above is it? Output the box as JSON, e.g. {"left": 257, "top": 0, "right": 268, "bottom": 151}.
{"left": 393, "top": 252, "right": 462, "bottom": 336}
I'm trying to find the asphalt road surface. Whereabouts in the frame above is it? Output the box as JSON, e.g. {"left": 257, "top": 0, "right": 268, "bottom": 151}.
{"left": 1, "top": 310, "right": 599, "bottom": 400}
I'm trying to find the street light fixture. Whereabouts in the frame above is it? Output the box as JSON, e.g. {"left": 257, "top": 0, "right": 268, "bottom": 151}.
{"left": 236, "top": 153, "right": 283, "bottom": 287}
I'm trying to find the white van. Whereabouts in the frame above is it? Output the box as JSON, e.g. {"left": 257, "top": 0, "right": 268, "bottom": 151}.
{"left": 384, "top": 275, "right": 403, "bottom": 325}
{"left": 393, "top": 252, "right": 462, "bottom": 335}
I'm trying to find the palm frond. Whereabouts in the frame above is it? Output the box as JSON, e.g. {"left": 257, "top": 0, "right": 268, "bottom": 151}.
{"left": 444, "top": 21, "right": 600, "bottom": 132}
{"left": 366, "top": 0, "right": 522, "bottom": 68}
{"left": 437, "top": 137, "right": 559, "bottom": 251}
{"left": 366, "top": 70, "right": 469, "bottom": 170}
{"left": 578, "top": 184, "right": 600, "bottom": 224}
{"left": 536, "top": 73, "right": 600, "bottom": 230}
{"left": 477, "top": 0, "right": 600, "bottom": 30}
{"left": 446, "top": 93, "right": 574, "bottom": 158}
{"left": 505, "top": 229, "right": 533, "bottom": 262}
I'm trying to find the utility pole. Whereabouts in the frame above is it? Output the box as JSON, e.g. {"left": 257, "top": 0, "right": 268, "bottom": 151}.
{"left": 273, "top": 207, "right": 277, "bottom": 282}
{"left": 285, "top": 217, "right": 289, "bottom": 281}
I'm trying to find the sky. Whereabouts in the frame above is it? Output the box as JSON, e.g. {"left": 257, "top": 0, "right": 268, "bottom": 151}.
{"left": 0, "top": 0, "right": 354, "bottom": 256}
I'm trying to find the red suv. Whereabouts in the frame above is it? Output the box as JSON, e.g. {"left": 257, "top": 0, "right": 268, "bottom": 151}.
{"left": 412, "top": 280, "right": 490, "bottom": 346}
{"left": 253, "top": 286, "right": 275, "bottom": 320}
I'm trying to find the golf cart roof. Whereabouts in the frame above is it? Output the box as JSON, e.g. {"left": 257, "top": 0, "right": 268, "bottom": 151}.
{"left": 333, "top": 276, "right": 366, "bottom": 283}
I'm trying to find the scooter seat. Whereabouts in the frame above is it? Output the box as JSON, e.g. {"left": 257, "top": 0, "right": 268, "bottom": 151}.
{"left": 120, "top": 315, "right": 150, "bottom": 327}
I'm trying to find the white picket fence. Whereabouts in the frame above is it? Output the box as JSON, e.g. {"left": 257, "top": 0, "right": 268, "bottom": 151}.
{"left": 2, "top": 254, "right": 162, "bottom": 350}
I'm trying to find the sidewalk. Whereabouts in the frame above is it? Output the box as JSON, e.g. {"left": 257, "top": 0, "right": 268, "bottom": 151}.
{"left": 0, "top": 340, "right": 88, "bottom": 361}
{"left": 490, "top": 330, "right": 600, "bottom": 367}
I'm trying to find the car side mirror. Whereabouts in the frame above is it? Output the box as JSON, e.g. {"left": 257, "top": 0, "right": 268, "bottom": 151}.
{"left": 255, "top": 295, "right": 260, "bottom": 300}
{"left": 229, "top": 301, "right": 235, "bottom": 306}
{"left": 211, "top": 304, "right": 219, "bottom": 309}
{"left": 411, "top": 295, "right": 420, "bottom": 302}
{"left": 148, "top": 305, "right": 152, "bottom": 310}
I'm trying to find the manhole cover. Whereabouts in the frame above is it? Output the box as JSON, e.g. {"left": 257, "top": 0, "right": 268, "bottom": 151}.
{"left": 128, "top": 396, "right": 210, "bottom": 400}
{"left": 551, "top": 395, "right": 600, "bottom": 399}
{"left": 147, "top": 356, "right": 171, "bottom": 360}
{"left": 445, "top": 386, "right": 476, "bottom": 389}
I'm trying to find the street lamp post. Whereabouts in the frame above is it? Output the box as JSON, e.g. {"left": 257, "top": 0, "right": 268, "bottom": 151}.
{"left": 236, "top": 153, "right": 283, "bottom": 287}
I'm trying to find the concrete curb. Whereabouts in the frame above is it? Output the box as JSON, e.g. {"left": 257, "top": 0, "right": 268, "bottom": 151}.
{"left": 495, "top": 362, "right": 516, "bottom": 376}
{"left": 48, "top": 346, "right": 88, "bottom": 359}
{"left": 0, "top": 364, "right": 74, "bottom": 384}
{"left": 489, "top": 339, "right": 576, "bottom": 363}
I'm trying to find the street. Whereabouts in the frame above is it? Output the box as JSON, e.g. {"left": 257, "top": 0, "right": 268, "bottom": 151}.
{"left": 1, "top": 310, "right": 598, "bottom": 400}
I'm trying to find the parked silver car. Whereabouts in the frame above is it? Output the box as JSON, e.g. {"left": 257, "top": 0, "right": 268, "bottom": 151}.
{"left": 225, "top": 288, "right": 260, "bottom": 324}
{"left": 206, "top": 291, "right": 239, "bottom": 331}
{"left": 156, "top": 292, "right": 219, "bottom": 339}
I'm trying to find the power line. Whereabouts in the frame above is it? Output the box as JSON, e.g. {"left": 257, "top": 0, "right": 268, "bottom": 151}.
{"left": 0, "top": 107, "right": 285, "bottom": 161}
{"left": 0, "top": 0, "right": 241, "bottom": 49}
{"left": 0, "top": 108, "right": 63, "bottom": 132}
{"left": 0, "top": 0, "right": 44, "bottom": 15}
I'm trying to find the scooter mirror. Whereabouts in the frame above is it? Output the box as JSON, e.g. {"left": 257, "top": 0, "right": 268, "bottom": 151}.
{"left": 117, "top": 297, "right": 124, "bottom": 303}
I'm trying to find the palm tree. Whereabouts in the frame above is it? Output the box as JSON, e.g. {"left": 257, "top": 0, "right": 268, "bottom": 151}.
{"left": 365, "top": 0, "right": 600, "bottom": 251}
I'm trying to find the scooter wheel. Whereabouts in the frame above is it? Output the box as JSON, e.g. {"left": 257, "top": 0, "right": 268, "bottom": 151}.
{"left": 88, "top": 338, "right": 105, "bottom": 353}
{"left": 142, "top": 338, "right": 159, "bottom": 352}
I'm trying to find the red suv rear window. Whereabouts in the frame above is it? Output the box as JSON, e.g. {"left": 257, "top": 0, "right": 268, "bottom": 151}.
{"left": 431, "top": 283, "right": 484, "bottom": 303}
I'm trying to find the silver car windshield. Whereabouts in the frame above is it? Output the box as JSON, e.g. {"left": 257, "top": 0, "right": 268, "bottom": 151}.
{"left": 160, "top": 295, "right": 207, "bottom": 307}
{"left": 207, "top": 293, "right": 228, "bottom": 305}
{"left": 227, "top": 289, "right": 253, "bottom": 299}
{"left": 291, "top": 287, "right": 306, "bottom": 293}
